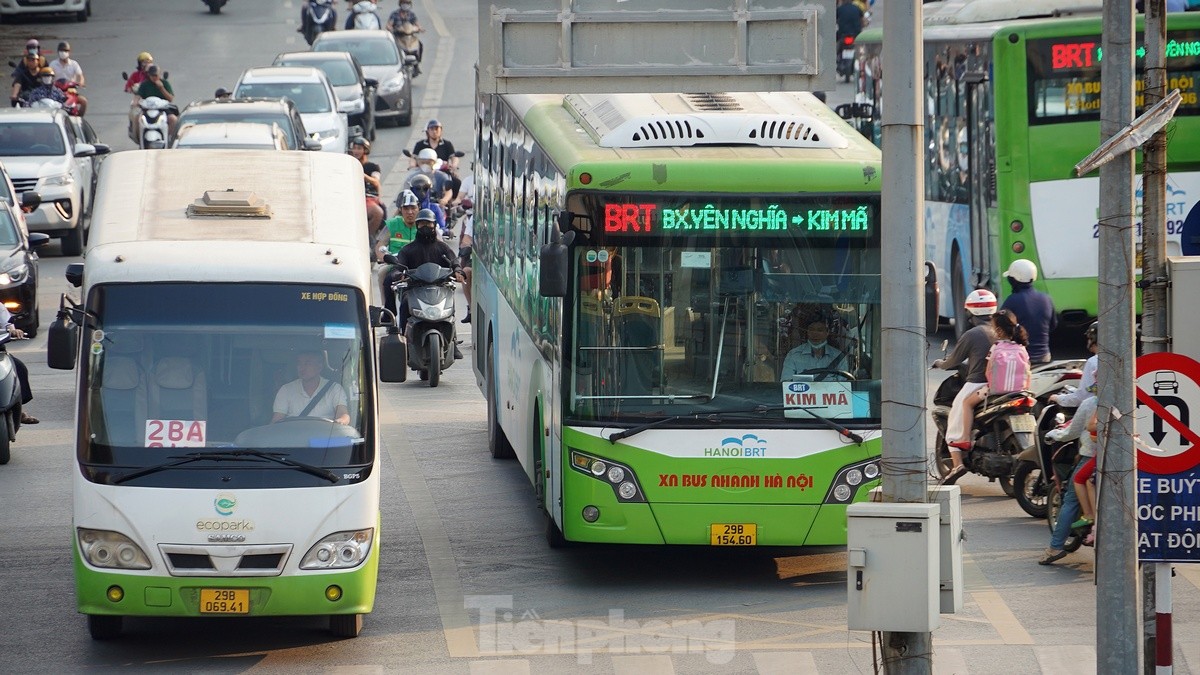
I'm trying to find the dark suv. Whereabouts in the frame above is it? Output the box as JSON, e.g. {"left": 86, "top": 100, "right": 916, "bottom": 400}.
{"left": 173, "top": 98, "right": 321, "bottom": 151}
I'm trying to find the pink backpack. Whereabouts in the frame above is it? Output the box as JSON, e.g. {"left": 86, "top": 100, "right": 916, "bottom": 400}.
{"left": 987, "top": 340, "right": 1031, "bottom": 394}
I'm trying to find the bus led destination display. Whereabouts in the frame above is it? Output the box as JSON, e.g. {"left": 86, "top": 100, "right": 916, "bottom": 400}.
{"left": 602, "top": 199, "right": 875, "bottom": 237}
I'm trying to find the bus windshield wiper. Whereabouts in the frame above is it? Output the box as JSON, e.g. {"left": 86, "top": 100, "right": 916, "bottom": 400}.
{"left": 606, "top": 404, "right": 866, "bottom": 446}
{"left": 112, "top": 450, "right": 339, "bottom": 485}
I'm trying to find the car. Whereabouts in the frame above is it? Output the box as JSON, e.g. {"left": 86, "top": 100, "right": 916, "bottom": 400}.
{"left": 0, "top": 195, "right": 49, "bottom": 336}
{"left": 233, "top": 66, "right": 348, "bottom": 154}
{"left": 312, "top": 30, "right": 413, "bottom": 127}
{"left": 174, "top": 98, "right": 321, "bottom": 152}
{"left": 0, "top": 0, "right": 90, "bottom": 22}
{"left": 0, "top": 108, "right": 109, "bottom": 256}
{"left": 172, "top": 122, "right": 290, "bottom": 150}
{"left": 274, "top": 51, "right": 377, "bottom": 142}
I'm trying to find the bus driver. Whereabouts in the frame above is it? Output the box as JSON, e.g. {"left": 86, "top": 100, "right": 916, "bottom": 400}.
{"left": 781, "top": 316, "right": 847, "bottom": 379}
{"left": 271, "top": 350, "right": 351, "bottom": 425}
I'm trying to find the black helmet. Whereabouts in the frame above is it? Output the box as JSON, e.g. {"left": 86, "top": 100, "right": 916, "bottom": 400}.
{"left": 350, "top": 136, "right": 370, "bottom": 152}
{"left": 416, "top": 208, "right": 436, "bottom": 223}
{"left": 409, "top": 173, "right": 432, "bottom": 191}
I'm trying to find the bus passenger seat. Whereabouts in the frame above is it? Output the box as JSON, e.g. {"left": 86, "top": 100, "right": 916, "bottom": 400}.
{"left": 148, "top": 357, "right": 208, "bottom": 421}
{"left": 96, "top": 356, "right": 147, "bottom": 447}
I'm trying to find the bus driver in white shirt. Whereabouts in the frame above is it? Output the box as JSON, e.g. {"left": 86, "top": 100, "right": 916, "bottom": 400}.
{"left": 781, "top": 316, "right": 846, "bottom": 380}
{"left": 271, "top": 351, "right": 351, "bottom": 425}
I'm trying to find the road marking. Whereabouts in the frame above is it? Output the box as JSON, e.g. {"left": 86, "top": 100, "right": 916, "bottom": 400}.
{"left": 932, "top": 647, "right": 969, "bottom": 675}
{"left": 752, "top": 651, "right": 818, "bottom": 674}
{"left": 329, "top": 667, "right": 383, "bottom": 674}
{"left": 612, "top": 655, "right": 675, "bottom": 674}
{"left": 1179, "top": 640, "right": 1199, "bottom": 674}
{"left": 1034, "top": 645, "right": 1096, "bottom": 675}
{"left": 469, "top": 660, "right": 531, "bottom": 675}
{"left": 962, "top": 554, "right": 1035, "bottom": 645}
{"left": 381, "top": 398, "right": 478, "bottom": 657}
{"left": 421, "top": 0, "right": 451, "bottom": 38}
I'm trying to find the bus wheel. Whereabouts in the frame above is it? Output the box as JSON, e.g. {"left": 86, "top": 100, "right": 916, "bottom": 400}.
{"left": 87, "top": 614, "right": 123, "bottom": 640}
{"left": 546, "top": 514, "right": 568, "bottom": 549}
{"left": 487, "top": 350, "right": 515, "bottom": 459}
{"left": 951, "top": 251, "right": 968, "bottom": 340}
{"left": 329, "top": 613, "right": 363, "bottom": 638}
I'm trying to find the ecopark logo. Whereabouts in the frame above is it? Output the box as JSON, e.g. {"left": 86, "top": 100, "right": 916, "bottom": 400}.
{"left": 703, "top": 434, "right": 767, "bottom": 458}
{"left": 214, "top": 493, "right": 237, "bottom": 516}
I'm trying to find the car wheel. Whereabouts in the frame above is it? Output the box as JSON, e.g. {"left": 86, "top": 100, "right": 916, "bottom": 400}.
{"left": 77, "top": 7, "right": 88, "bottom": 21}
{"left": 61, "top": 226, "right": 84, "bottom": 257}
{"left": 398, "top": 111, "right": 412, "bottom": 127}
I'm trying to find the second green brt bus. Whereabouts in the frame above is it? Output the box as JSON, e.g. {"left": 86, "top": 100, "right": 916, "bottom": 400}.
{"left": 856, "top": 0, "right": 1200, "bottom": 331}
{"left": 470, "top": 91, "right": 884, "bottom": 547}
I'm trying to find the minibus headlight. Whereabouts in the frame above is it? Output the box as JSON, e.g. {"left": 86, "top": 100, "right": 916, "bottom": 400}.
{"left": 301, "top": 528, "right": 374, "bottom": 570}
{"left": 77, "top": 528, "right": 151, "bottom": 570}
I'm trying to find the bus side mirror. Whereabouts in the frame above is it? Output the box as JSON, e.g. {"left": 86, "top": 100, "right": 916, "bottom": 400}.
{"left": 539, "top": 228, "right": 575, "bottom": 298}
{"left": 65, "top": 262, "right": 84, "bottom": 288}
{"left": 48, "top": 294, "right": 79, "bottom": 370}
{"left": 378, "top": 331, "right": 407, "bottom": 382}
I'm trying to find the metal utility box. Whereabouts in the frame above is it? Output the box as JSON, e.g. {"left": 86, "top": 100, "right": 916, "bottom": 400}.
{"left": 846, "top": 502, "right": 941, "bottom": 632}
{"left": 927, "top": 486, "right": 964, "bottom": 614}
{"left": 1169, "top": 257, "right": 1200, "bottom": 357}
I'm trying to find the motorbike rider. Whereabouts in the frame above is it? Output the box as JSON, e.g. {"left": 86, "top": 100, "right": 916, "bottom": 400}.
{"left": 48, "top": 42, "right": 87, "bottom": 115}
{"left": 9, "top": 44, "right": 46, "bottom": 106}
{"left": 386, "top": 0, "right": 424, "bottom": 77}
{"left": 999, "top": 258, "right": 1057, "bottom": 364}
{"left": 836, "top": 0, "right": 864, "bottom": 42}
{"left": 458, "top": 200, "right": 474, "bottom": 324}
{"left": 388, "top": 209, "right": 465, "bottom": 358}
{"left": 214, "top": 87, "right": 232, "bottom": 101}
{"left": 403, "top": 173, "right": 448, "bottom": 235}
{"left": 300, "top": 0, "right": 337, "bottom": 41}
{"left": 405, "top": 147, "right": 454, "bottom": 207}
{"left": 377, "top": 189, "right": 420, "bottom": 263}
{"left": 931, "top": 288, "right": 998, "bottom": 484}
{"left": 0, "top": 305, "right": 38, "bottom": 425}
{"left": 346, "top": 0, "right": 382, "bottom": 30}
{"left": 134, "top": 65, "right": 178, "bottom": 139}
{"left": 124, "top": 52, "right": 154, "bottom": 93}
{"left": 349, "top": 137, "right": 384, "bottom": 243}
{"left": 22, "top": 67, "right": 67, "bottom": 107}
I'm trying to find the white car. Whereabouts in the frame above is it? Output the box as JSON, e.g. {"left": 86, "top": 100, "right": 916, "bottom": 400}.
{"left": 233, "top": 67, "right": 348, "bottom": 153}
{"left": 0, "top": 0, "right": 89, "bottom": 22}
{"left": 0, "top": 108, "right": 109, "bottom": 256}
{"left": 173, "top": 122, "right": 290, "bottom": 150}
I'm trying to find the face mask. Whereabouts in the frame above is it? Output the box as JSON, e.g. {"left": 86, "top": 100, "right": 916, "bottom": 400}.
{"left": 808, "top": 339, "right": 827, "bottom": 350}
{"left": 41, "top": 77, "right": 53, "bottom": 85}
{"left": 416, "top": 226, "right": 436, "bottom": 242}
{"left": 58, "top": 51, "right": 69, "bottom": 61}
{"left": 419, "top": 163, "right": 434, "bottom": 173}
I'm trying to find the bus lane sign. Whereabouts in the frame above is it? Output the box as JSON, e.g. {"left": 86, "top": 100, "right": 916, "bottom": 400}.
{"left": 1135, "top": 352, "right": 1200, "bottom": 562}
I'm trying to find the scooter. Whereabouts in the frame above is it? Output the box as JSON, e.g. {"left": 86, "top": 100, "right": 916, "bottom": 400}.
{"left": 302, "top": 0, "right": 337, "bottom": 46}
{"left": 54, "top": 80, "right": 83, "bottom": 117}
{"left": 0, "top": 333, "right": 28, "bottom": 465}
{"left": 204, "top": 0, "right": 227, "bottom": 14}
{"left": 134, "top": 96, "right": 177, "bottom": 149}
{"left": 393, "top": 20, "right": 423, "bottom": 78}
{"left": 349, "top": 0, "right": 381, "bottom": 30}
{"left": 1008, "top": 359, "right": 1086, "bottom": 517}
{"left": 1030, "top": 405, "right": 1090, "bottom": 552}
{"left": 836, "top": 33, "right": 856, "bottom": 83}
{"left": 383, "top": 258, "right": 458, "bottom": 387}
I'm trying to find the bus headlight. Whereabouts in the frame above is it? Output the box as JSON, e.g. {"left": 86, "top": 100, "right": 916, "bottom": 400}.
{"left": 77, "top": 528, "right": 151, "bottom": 570}
{"left": 823, "top": 457, "right": 882, "bottom": 504}
{"left": 301, "top": 528, "right": 374, "bottom": 570}
{"left": 569, "top": 450, "right": 645, "bottom": 503}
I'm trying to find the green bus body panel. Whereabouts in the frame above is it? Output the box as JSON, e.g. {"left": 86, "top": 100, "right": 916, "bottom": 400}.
{"left": 559, "top": 427, "right": 880, "bottom": 545}
{"left": 74, "top": 539, "right": 379, "bottom": 617}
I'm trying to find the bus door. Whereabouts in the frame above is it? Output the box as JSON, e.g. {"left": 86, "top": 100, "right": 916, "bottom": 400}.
{"left": 965, "top": 72, "right": 996, "bottom": 292}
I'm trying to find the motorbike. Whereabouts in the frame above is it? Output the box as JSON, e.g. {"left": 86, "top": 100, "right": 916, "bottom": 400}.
{"left": 0, "top": 333, "right": 28, "bottom": 465}
{"left": 1029, "top": 405, "right": 1091, "bottom": 552}
{"left": 393, "top": 21, "right": 423, "bottom": 78}
{"left": 930, "top": 347, "right": 1038, "bottom": 495}
{"left": 836, "top": 33, "right": 856, "bottom": 83}
{"left": 204, "top": 0, "right": 227, "bottom": 14}
{"left": 133, "top": 96, "right": 177, "bottom": 149}
{"left": 54, "top": 80, "right": 83, "bottom": 116}
{"left": 383, "top": 258, "right": 459, "bottom": 387}
{"left": 302, "top": 0, "right": 337, "bottom": 46}
{"left": 1008, "top": 359, "right": 1086, "bottom": 517}
{"left": 349, "top": 0, "right": 382, "bottom": 30}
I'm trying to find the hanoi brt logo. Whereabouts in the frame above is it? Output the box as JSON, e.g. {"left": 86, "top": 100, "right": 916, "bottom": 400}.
{"left": 704, "top": 434, "right": 767, "bottom": 458}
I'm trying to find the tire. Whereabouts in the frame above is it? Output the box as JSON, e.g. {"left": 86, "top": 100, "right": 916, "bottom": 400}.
{"left": 0, "top": 423, "right": 10, "bottom": 465}
{"left": 1013, "top": 460, "right": 1049, "bottom": 518}
{"left": 546, "top": 513, "right": 568, "bottom": 548}
{"left": 61, "top": 226, "right": 83, "bottom": 257}
{"left": 398, "top": 111, "right": 412, "bottom": 127}
{"left": 87, "top": 614, "right": 122, "bottom": 640}
{"left": 1046, "top": 487, "right": 1083, "bottom": 552}
{"left": 486, "top": 348, "right": 516, "bottom": 459}
{"left": 329, "top": 613, "right": 362, "bottom": 638}
{"left": 998, "top": 474, "right": 1015, "bottom": 498}
{"left": 77, "top": 8, "right": 88, "bottom": 21}
{"left": 932, "top": 424, "right": 952, "bottom": 478}
{"left": 427, "top": 333, "right": 441, "bottom": 388}
{"left": 208, "top": 2, "right": 222, "bottom": 14}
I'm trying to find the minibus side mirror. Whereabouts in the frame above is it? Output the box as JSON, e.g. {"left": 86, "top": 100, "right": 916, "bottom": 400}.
{"left": 378, "top": 331, "right": 407, "bottom": 383}
{"left": 47, "top": 294, "right": 80, "bottom": 371}
{"left": 65, "top": 262, "right": 84, "bottom": 288}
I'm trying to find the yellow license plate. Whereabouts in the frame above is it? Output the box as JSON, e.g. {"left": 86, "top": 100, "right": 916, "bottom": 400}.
{"left": 710, "top": 523, "right": 757, "bottom": 546}
{"left": 199, "top": 588, "right": 250, "bottom": 614}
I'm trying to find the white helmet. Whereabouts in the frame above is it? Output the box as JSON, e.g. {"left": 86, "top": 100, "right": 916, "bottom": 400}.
{"left": 964, "top": 289, "right": 997, "bottom": 316}
{"left": 417, "top": 147, "right": 438, "bottom": 162}
{"left": 1003, "top": 258, "right": 1038, "bottom": 283}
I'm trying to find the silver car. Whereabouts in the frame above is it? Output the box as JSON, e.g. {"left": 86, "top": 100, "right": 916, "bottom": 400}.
{"left": 312, "top": 30, "right": 412, "bottom": 127}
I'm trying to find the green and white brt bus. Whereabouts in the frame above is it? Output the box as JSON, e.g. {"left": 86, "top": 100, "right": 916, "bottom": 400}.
{"left": 51, "top": 150, "right": 392, "bottom": 639}
{"left": 470, "top": 91, "right": 884, "bottom": 547}
{"left": 855, "top": 0, "right": 1200, "bottom": 331}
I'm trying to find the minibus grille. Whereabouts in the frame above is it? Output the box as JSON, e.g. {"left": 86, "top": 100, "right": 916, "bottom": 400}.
{"left": 159, "top": 544, "right": 292, "bottom": 577}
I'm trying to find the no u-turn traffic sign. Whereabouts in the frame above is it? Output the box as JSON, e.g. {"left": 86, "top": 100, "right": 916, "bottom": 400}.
{"left": 1135, "top": 352, "right": 1200, "bottom": 562}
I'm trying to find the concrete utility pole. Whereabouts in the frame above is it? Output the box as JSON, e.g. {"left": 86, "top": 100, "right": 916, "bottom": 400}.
{"left": 878, "top": 0, "right": 931, "bottom": 672}
{"left": 1095, "top": 0, "right": 1144, "bottom": 671}
{"left": 1140, "top": 1, "right": 1168, "bottom": 672}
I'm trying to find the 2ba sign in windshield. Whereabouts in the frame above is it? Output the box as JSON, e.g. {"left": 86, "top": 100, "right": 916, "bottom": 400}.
{"left": 601, "top": 196, "right": 875, "bottom": 239}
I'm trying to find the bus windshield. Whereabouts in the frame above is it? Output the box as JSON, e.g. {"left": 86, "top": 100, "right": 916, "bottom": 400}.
{"left": 79, "top": 283, "right": 371, "bottom": 488}
{"left": 565, "top": 196, "right": 881, "bottom": 426}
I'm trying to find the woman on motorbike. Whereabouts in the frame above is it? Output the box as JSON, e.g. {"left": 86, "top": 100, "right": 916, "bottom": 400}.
{"left": 931, "top": 289, "right": 998, "bottom": 484}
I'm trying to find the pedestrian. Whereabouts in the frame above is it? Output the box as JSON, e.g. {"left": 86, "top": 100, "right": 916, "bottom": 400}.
{"left": 1000, "top": 258, "right": 1056, "bottom": 363}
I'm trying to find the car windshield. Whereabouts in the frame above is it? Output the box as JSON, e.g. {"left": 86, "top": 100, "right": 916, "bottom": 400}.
{"left": 79, "top": 283, "right": 373, "bottom": 489}
{"left": 281, "top": 59, "right": 357, "bottom": 87}
{"left": 562, "top": 193, "right": 882, "bottom": 426}
{"left": 0, "top": 122, "right": 66, "bottom": 157}
{"left": 315, "top": 39, "right": 398, "bottom": 66}
{"left": 235, "top": 82, "right": 332, "bottom": 114}
{"left": 177, "top": 110, "right": 298, "bottom": 149}
{"left": 0, "top": 210, "right": 20, "bottom": 246}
